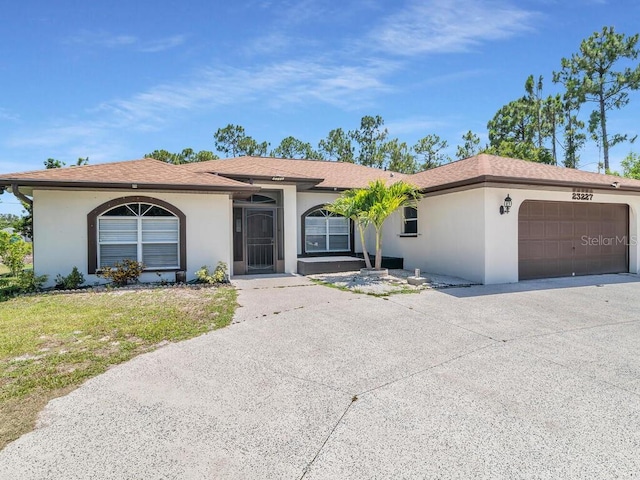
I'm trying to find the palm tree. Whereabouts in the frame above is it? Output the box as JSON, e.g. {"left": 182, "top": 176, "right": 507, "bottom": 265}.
{"left": 326, "top": 189, "right": 373, "bottom": 269}
{"left": 328, "top": 179, "right": 421, "bottom": 271}
{"left": 363, "top": 180, "right": 421, "bottom": 269}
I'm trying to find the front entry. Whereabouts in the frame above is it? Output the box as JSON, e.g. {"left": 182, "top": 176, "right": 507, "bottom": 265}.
{"left": 246, "top": 208, "right": 275, "bottom": 273}
{"left": 233, "top": 192, "right": 284, "bottom": 275}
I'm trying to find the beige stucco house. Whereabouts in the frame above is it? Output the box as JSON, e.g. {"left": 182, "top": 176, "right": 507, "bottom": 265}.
{"left": 2, "top": 154, "right": 640, "bottom": 286}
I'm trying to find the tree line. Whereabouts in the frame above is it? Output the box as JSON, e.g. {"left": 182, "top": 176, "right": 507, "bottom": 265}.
{"left": 38, "top": 26, "right": 640, "bottom": 178}
{"left": 142, "top": 26, "right": 640, "bottom": 178}
{"left": 145, "top": 117, "right": 465, "bottom": 174}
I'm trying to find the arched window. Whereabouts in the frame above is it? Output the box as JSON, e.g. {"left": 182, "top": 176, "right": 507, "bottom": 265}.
{"left": 88, "top": 197, "right": 185, "bottom": 273}
{"left": 98, "top": 202, "right": 179, "bottom": 269}
{"left": 304, "top": 207, "right": 350, "bottom": 253}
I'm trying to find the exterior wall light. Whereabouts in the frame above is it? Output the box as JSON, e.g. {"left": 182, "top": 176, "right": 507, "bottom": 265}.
{"left": 500, "top": 194, "right": 512, "bottom": 215}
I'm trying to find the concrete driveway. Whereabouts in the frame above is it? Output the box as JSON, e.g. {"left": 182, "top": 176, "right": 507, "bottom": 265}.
{"left": 1, "top": 274, "right": 640, "bottom": 479}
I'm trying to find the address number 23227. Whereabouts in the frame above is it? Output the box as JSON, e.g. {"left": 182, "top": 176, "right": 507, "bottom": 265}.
{"left": 572, "top": 192, "right": 593, "bottom": 201}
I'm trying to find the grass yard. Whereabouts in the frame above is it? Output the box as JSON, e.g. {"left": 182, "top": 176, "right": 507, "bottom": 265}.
{"left": 0, "top": 286, "right": 237, "bottom": 450}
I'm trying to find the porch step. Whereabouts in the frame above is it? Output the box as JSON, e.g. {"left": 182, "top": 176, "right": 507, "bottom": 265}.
{"left": 297, "top": 257, "right": 365, "bottom": 275}
{"left": 297, "top": 256, "right": 403, "bottom": 275}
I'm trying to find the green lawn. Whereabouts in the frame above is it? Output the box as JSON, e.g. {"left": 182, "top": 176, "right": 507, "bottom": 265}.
{"left": 0, "top": 264, "right": 9, "bottom": 276}
{"left": 0, "top": 286, "right": 237, "bottom": 450}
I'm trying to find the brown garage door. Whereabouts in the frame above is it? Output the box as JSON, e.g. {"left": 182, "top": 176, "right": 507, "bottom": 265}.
{"left": 519, "top": 201, "right": 629, "bottom": 280}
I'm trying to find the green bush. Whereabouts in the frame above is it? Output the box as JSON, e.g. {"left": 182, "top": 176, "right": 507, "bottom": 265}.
{"left": 97, "top": 260, "right": 145, "bottom": 287}
{"left": 0, "top": 232, "right": 31, "bottom": 276}
{"left": 195, "top": 262, "right": 229, "bottom": 284}
{"left": 14, "top": 270, "right": 48, "bottom": 293}
{"left": 55, "top": 267, "right": 85, "bottom": 290}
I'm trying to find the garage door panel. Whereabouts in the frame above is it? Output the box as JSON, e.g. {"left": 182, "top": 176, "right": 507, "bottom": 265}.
{"left": 588, "top": 203, "right": 602, "bottom": 219}
{"left": 519, "top": 201, "right": 628, "bottom": 280}
{"left": 559, "top": 240, "right": 574, "bottom": 257}
{"left": 518, "top": 240, "right": 544, "bottom": 260}
{"left": 544, "top": 241, "right": 560, "bottom": 257}
{"left": 587, "top": 222, "right": 602, "bottom": 237}
{"left": 559, "top": 203, "right": 573, "bottom": 217}
{"left": 573, "top": 203, "right": 589, "bottom": 219}
{"left": 574, "top": 222, "right": 588, "bottom": 236}
{"left": 545, "top": 222, "right": 560, "bottom": 238}
{"left": 529, "top": 221, "right": 545, "bottom": 238}
{"left": 560, "top": 221, "right": 574, "bottom": 237}
{"left": 528, "top": 202, "right": 545, "bottom": 217}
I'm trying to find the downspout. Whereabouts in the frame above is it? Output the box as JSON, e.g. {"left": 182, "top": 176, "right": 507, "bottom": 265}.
{"left": 10, "top": 183, "right": 33, "bottom": 207}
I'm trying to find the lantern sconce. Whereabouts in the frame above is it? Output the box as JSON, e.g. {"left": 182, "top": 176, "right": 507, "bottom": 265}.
{"left": 500, "top": 194, "right": 512, "bottom": 215}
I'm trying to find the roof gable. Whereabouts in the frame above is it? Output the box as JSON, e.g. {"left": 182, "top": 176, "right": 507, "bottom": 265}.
{"left": 410, "top": 154, "right": 640, "bottom": 192}
{"left": 181, "top": 156, "right": 406, "bottom": 189}
{"left": 0, "top": 158, "right": 256, "bottom": 192}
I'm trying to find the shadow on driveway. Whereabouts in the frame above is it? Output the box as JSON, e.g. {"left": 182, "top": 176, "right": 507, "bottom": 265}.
{"left": 439, "top": 273, "right": 640, "bottom": 298}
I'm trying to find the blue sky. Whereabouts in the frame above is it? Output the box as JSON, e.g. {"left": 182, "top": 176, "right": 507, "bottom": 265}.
{"left": 1, "top": 0, "right": 640, "bottom": 215}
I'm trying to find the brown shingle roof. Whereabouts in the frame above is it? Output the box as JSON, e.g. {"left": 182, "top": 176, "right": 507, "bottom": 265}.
{"left": 181, "top": 156, "right": 408, "bottom": 189}
{"left": 410, "top": 154, "right": 640, "bottom": 192}
{"left": 0, "top": 158, "right": 256, "bottom": 192}
{"left": 3, "top": 154, "right": 639, "bottom": 194}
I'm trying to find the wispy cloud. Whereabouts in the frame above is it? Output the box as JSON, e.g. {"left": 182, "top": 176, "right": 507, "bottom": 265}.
{"left": 371, "top": 0, "right": 539, "bottom": 56}
{"left": 386, "top": 116, "right": 450, "bottom": 136}
{"left": 6, "top": 57, "right": 395, "bottom": 150}
{"left": 0, "top": 108, "right": 19, "bottom": 122}
{"left": 66, "top": 31, "right": 186, "bottom": 53}
{"left": 96, "top": 59, "right": 395, "bottom": 125}
{"left": 139, "top": 35, "right": 187, "bottom": 53}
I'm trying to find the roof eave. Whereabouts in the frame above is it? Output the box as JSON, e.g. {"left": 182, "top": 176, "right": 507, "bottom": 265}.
{"left": 215, "top": 173, "right": 324, "bottom": 187}
{"left": 0, "top": 179, "right": 259, "bottom": 193}
{"left": 418, "top": 175, "right": 640, "bottom": 194}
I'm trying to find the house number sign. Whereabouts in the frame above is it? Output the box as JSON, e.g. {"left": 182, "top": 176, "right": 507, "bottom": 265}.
{"left": 572, "top": 188, "right": 593, "bottom": 201}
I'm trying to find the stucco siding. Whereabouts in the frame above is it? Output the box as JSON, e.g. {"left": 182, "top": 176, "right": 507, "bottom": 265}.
{"left": 281, "top": 185, "right": 298, "bottom": 273}
{"left": 382, "top": 189, "right": 487, "bottom": 283}
{"left": 32, "top": 189, "right": 232, "bottom": 287}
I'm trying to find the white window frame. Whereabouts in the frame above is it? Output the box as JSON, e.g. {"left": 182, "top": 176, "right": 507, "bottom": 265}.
{"left": 304, "top": 208, "right": 350, "bottom": 253}
{"left": 97, "top": 203, "right": 180, "bottom": 270}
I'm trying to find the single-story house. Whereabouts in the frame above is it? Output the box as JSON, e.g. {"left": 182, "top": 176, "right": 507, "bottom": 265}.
{"left": 1, "top": 154, "right": 639, "bottom": 286}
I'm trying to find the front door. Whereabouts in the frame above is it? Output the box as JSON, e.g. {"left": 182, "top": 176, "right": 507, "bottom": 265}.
{"left": 246, "top": 208, "right": 275, "bottom": 273}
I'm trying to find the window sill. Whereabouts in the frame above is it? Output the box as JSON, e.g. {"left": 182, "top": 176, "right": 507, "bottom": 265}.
{"left": 95, "top": 267, "right": 181, "bottom": 274}
{"left": 398, "top": 233, "right": 418, "bottom": 238}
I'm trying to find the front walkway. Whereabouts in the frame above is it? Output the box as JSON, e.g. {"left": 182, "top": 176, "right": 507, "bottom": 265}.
{"left": 1, "top": 275, "right": 639, "bottom": 478}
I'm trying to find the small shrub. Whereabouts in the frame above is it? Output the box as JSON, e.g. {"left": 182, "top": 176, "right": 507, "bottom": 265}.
{"left": 55, "top": 266, "right": 85, "bottom": 290}
{"left": 14, "top": 270, "right": 48, "bottom": 293}
{"left": 195, "top": 262, "right": 229, "bottom": 284}
{"left": 0, "top": 232, "right": 31, "bottom": 276}
{"left": 97, "top": 260, "right": 145, "bottom": 287}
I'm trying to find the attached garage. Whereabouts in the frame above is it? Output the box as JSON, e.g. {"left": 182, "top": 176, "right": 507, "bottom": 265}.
{"left": 519, "top": 200, "right": 629, "bottom": 280}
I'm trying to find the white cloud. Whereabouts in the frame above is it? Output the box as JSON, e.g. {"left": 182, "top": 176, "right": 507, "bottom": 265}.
{"left": 139, "top": 35, "right": 187, "bottom": 53}
{"left": 5, "top": 58, "right": 395, "bottom": 150}
{"left": 386, "top": 116, "right": 449, "bottom": 136}
{"left": 0, "top": 108, "right": 19, "bottom": 122}
{"left": 66, "top": 31, "right": 186, "bottom": 53}
{"left": 96, "top": 59, "right": 395, "bottom": 124}
{"left": 371, "top": 0, "right": 539, "bottom": 56}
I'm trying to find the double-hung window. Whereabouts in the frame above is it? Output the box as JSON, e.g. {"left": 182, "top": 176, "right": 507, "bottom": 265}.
{"left": 402, "top": 206, "right": 418, "bottom": 235}
{"left": 98, "top": 203, "right": 179, "bottom": 269}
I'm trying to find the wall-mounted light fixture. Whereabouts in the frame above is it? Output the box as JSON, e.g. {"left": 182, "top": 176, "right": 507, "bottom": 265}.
{"left": 500, "top": 194, "right": 512, "bottom": 215}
